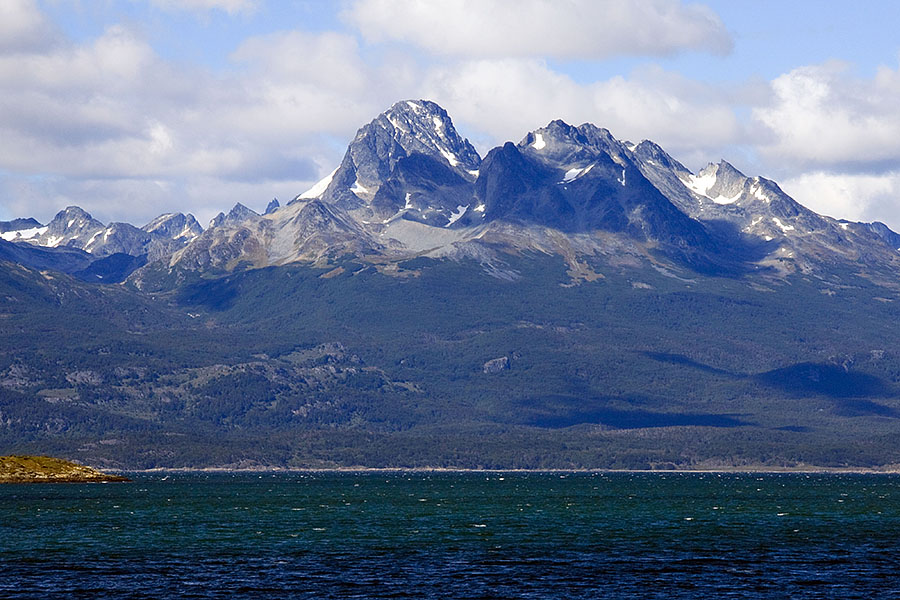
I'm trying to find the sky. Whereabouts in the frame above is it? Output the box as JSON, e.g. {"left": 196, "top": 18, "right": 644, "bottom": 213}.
{"left": 3, "top": 0, "right": 900, "bottom": 230}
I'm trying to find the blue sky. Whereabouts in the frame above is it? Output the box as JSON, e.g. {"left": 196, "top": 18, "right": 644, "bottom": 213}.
{"left": 3, "top": 0, "right": 900, "bottom": 230}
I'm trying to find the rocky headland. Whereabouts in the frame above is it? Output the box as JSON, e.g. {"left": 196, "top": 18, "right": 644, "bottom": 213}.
{"left": 0, "top": 455, "right": 129, "bottom": 483}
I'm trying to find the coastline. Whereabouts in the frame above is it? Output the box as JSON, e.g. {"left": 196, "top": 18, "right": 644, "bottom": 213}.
{"left": 126, "top": 465, "right": 900, "bottom": 475}
{"left": 0, "top": 455, "right": 130, "bottom": 484}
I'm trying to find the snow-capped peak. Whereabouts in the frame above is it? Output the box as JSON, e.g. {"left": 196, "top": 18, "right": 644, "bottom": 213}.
{"left": 376, "top": 99, "right": 481, "bottom": 173}
{"left": 682, "top": 161, "right": 745, "bottom": 205}
{"left": 297, "top": 168, "right": 337, "bottom": 200}
{"left": 685, "top": 163, "right": 719, "bottom": 196}
{"left": 520, "top": 120, "right": 629, "bottom": 169}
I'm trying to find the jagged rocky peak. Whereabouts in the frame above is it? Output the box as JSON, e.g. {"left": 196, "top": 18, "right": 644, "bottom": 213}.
{"left": 520, "top": 120, "right": 629, "bottom": 167}
{"left": 632, "top": 140, "right": 692, "bottom": 175}
{"left": 46, "top": 206, "right": 104, "bottom": 236}
{"left": 0, "top": 217, "right": 42, "bottom": 234}
{"left": 209, "top": 203, "right": 259, "bottom": 229}
{"left": 323, "top": 100, "right": 481, "bottom": 202}
{"left": 26, "top": 206, "right": 156, "bottom": 257}
{"left": 862, "top": 221, "right": 900, "bottom": 249}
{"left": 142, "top": 213, "right": 203, "bottom": 240}
{"left": 0, "top": 217, "right": 46, "bottom": 242}
{"left": 31, "top": 206, "right": 106, "bottom": 250}
{"left": 375, "top": 99, "right": 481, "bottom": 173}
{"left": 264, "top": 198, "right": 280, "bottom": 215}
{"left": 296, "top": 100, "right": 483, "bottom": 227}
{"left": 680, "top": 160, "right": 803, "bottom": 217}
{"left": 681, "top": 160, "right": 749, "bottom": 205}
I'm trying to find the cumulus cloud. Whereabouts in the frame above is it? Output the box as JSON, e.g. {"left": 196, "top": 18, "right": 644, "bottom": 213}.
{"left": 232, "top": 31, "right": 367, "bottom": 92}
{"left": 0, "top": 21, "right": 385, "bottom": 224}
{"left": 0, "top": 6, "right": 749, "bottom": 226}
{"left": 344, "top": 0, "right": 732, "bottom": 59}
{"left": 779, "top": 171, "right": 900, "bottom": 230}
{"left": 422, "top": 59, "right": 749, "bottom": 163}
{"left": 753, "top": 61, "right": 900, "bottom": 170}
{"left": 7, "top": 3, "right": 899, "bottom": 232}
{"left": 225, "top": 31, "right": 384, "bottom": 138}
{"left": 0, "top": 0, "right": 58, "bottom": 53}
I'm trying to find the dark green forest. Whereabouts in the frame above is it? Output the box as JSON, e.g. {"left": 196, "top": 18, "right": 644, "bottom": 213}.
{"left": 2, "top": 253, "right": 900, "bottom": 470}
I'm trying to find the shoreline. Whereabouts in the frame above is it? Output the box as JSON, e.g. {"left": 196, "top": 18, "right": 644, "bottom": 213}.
{"left": 124, "top": 466, "right": 900, "bottom": 475}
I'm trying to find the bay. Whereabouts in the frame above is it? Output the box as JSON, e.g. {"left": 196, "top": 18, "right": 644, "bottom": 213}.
{"left": 1, "top": 472, "right": 899, "bottom": 598}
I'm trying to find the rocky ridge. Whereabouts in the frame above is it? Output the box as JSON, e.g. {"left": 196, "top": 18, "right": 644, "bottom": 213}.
{"left": 6, "top": 99, "right": 900, "bottom": 289}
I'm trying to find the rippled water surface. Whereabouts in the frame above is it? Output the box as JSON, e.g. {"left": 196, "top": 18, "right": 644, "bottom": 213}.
{"left": 2, "top": 472, "right": 900, "bottom": 598}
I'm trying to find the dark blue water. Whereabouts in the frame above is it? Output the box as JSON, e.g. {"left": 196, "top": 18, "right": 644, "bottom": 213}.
{"left": 2, "top": 472, "right": 900, "bottom": 598}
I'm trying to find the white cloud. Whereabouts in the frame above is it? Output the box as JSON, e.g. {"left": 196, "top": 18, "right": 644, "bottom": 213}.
{"left": 754, "top": 61, "right": 900, "bottom": 170}
{"left": 422, "top": 59, "right": 747, "bottom": 162}
{"left": 0, "top": 0, "right": 57, "bottom": 53}
{"left": 344, "top": 0, "right": 732, "bottom": 59}
{"left": 0, "top": 1, "right": 446, "bottom": 225}
{"left": 0, "top": 21, "right": 384, "bottom": 223}
{"left": 0, "top": 173, "right": 309, "bottom": 229}
{"left": 780, "top": 171, "right": 900, "bottom": 230}
{"left": 148, "top": 0, "right": 259, "bottom": 15}
{"left": 232, "top": 31, "right": 366, "bottom": 90}
{"left": 6, "top": 3, "right": 899, "bottom": 234}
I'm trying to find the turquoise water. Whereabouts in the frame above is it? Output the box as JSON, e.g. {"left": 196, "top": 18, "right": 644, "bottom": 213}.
{"left": 2, "top": 472, "right": 900, "bottom": 598}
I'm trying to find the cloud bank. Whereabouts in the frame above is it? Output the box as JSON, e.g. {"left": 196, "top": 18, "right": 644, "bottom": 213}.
{"left": 0, "top": 1, "right": 899, "bottom": 231}
{"left": 344, "top": 0, "right": 732, "bottom": 59}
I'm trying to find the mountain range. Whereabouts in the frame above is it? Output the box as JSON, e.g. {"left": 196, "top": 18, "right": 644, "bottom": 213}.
{"left": 2, "top": 100, "right": 900, "bottom": 470}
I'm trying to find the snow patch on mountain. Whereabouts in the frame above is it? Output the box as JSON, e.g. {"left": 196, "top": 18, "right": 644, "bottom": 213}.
{"left": 351, "top": 180, "right": 369, "bottom": 196}
{"left": 560, "top": 164, "right": 594, "bottom": 183}
{"left": 299, "top": 168, "right": 337, "bottom": 200}
{"left": 772, "top": 217, "right": 795, "bottom": 233}
{"left": 751, "top": 184, "right": 770, "bottom": 203}
{"left": 440, "top": 148, "right": 460, "bottom": 167}
{"left": 84, "top": 231, "right": 102, "bottom": 250}
{"left": 1, "top": 226, "right": 46, "bottom": 242}
{"left": 684, "top": 170, "right": 710, "bottom": 193}
{"left": 683, "top": 166, "right": 741, "bottom": 204}
{"left": 446, "top": 205, "right": 468, "bottom": 227}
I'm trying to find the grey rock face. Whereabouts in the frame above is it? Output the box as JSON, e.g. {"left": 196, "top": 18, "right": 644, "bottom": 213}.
{"left": 469, "top": 120, "right": 725, "bottom": 272}
{"left": 483, "top": 356, "right": 510, "bottom": 374}
{"left": 264, "top": 199, "right": 281, "bottom": 215}
{"left": 9, "top": 100, "right": 900, "bottom": 288}
{"left": 143, "top": 213, "right": 202, "bottom": 240}
{"left": 0, "top": 217, "right": 42, "bottom": 234}
{"left": 210, "top": 203, "right": 260, "bottom": 229}
{"left": 307, "top": 100, "right": 481, "bottom": 227}
{"left": 18, "top": 206, "right": 205, "bottom": 261}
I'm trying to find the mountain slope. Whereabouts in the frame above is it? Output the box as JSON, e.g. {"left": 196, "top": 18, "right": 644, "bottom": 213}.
{"left": 6, "top": 252, "right": 900, "bottom": 469}
{"left": 5, "top": 100, "right": 900, "bottom": 469}
{"left": 125, "top": 100, "right": 900, "bottom": 290}
{"left": 632, "top": 146, "right": 900, "bottom": 280}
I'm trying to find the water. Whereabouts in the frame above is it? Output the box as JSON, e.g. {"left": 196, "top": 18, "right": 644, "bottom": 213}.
{"left": 2, "top": 472, "right": 900, "bottom": 598}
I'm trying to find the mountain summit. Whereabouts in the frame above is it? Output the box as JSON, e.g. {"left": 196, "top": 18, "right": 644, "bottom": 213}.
{"left": 297, "top": 99, "right": 481, "bottom": 227}
{"left": 6, "top": 99, "right": 900, "bottom": 289}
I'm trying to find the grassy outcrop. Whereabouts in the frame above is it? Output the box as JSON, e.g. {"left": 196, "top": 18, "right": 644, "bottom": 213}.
{"left": 0, "top": 455, "right": 129, "bottom": 483}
